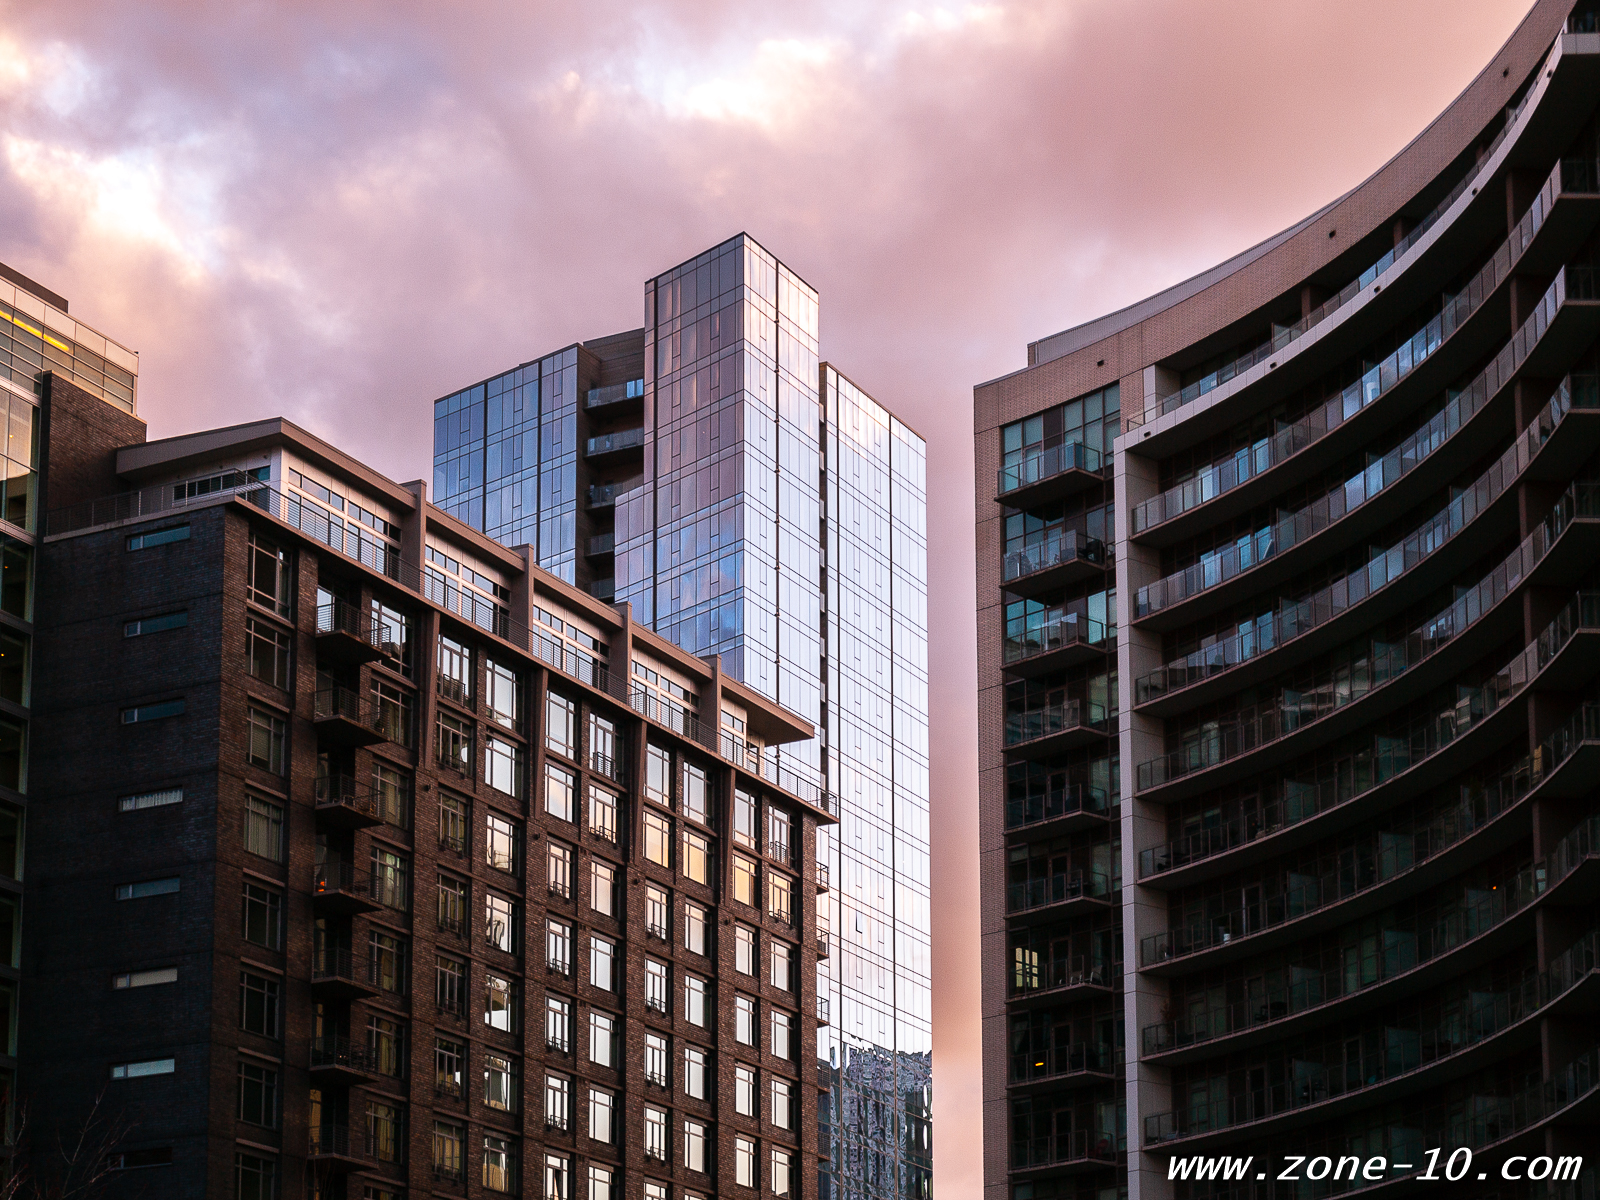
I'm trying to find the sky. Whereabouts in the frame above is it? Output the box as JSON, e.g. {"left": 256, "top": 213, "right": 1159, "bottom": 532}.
{"left": 0, "top": 0, "right": 1537, "bottom": 1190}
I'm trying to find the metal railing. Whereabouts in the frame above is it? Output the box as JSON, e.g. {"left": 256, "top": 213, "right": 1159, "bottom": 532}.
{"left": 311, "top": 946, "right": 376, "bottom": 988}
{"left": 308, "top": 1125, "right": 370, "bottom": 1160}
{"left": 1003, "top": 530, "right": 1106, "bottom": 584}
{"left": 312, "top": 862, "right": 371, "bottom": 900}
{"left": 997, "top": 440, "right": 1106, "bottom": 497}
{"left": 316, "top": 598, "right": 380, "bottom": 648}
{"left": 1010, "top": 1129, "right": 1121, "bottom": 1169}
{"left": 311, "top": 1035, "right": 378, "bottom": 1074}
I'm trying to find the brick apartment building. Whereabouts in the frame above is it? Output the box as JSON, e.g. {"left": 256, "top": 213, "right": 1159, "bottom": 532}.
{"left": 20, "top": 377, "right": 833, "bottom": 1199}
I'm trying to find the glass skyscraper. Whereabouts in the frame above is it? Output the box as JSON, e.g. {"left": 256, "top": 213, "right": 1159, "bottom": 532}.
{"left": 433, "top": 233, "right": 932, "bottom": 1199}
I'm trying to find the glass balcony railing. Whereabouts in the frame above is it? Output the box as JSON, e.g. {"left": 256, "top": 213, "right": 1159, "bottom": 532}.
{"left": 1005, "top": 698, "right": 1109, "bottom": 747}
{"left": 998, "top": 441, "right": 1106, "bottom": 497}
{"left": 1136, "top": 274, "right": 1579, "bottom": 620}
{"left": 585, "top": 428, "right": 645, "bottom": 456}
{"left": 1003, "top": 530, "right": 1107, "bottom": 584}
{"left": 1009, "top": 1129, "right": 1122, "bottom": 1170}
{"left": 1009, "top": 1042, "right": 1122, "bottom": 1085}
{"left": 1010, "top": 953, "right": 1116, "bottom": 998}
{"left": 1147, "top": 933, "right": 1597, "bottom": 1137}
{"left": 1137, "top": 376, "right": 1600, "bottom": 701}
{"left": 1125, "top": 77, "right": 1549, "bottom": 432}
{"left": 586, "top": 379, "right": 644, "bottom": 409}
{"left": 1006, "top": 868, "right": 1115, "bottom": 915}
{"left": 1133, "top": 168, "right": 1577, "bottom": 534}
{"left": 1004, "top": 616, "right": 1111, "bottom": 666}
{"left": 1005, "top": 783, "right": 1110, "bottom": 832}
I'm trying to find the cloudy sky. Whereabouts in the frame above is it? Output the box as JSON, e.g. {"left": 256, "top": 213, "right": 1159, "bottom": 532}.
{"left": 1, "top": 0, "right": 1535, "bottom": 1188}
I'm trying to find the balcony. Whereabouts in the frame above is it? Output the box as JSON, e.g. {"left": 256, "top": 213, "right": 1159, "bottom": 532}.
{"left": 313, "top": 686, "right": 388, "bottom": 747}
{"left": 1009, "top": 1043, "right": 1121, "bottom": 1090}
{"left": 585, "top": 428, "right": 645, "bottom": 460}
{"left": 311, "top": 862, "right": 379, "bottom": 916}
{"left": 307, "top": 1125, "right": 372, "bottom": 1170}
{"left": 586, "top": 532, "right": 614, "bottom": 558}
{"left": 1003, "top": 615, "right": 1111, "bottom": 679}
{"left": 997, "top": 441, "right": 1108, "bottom": 509}
{"left": 1009, "top": 1130, "right": 1121, "bottom": 1175}
{"left": 1004, "top": 698, "right": 1110, "bottom": 759}
{"left": 817, "top": 935, "right": 831, "bottom": 960}
{"left": 1130, "top": 159, "right": 1600, "bottom": 542}
{"left": 1008, "top": 955, "right": 1116, "bottom": 1005}
{"left": 311, "top": 947, "right": 379, "bottom": 1000}
{"left": 1006, "top": 869, "right": 1115, "bottom": 926}
{"left": 1006, "top": 784, "right": 1111, "bottom": 840}
{"left": 816, "top": 862, "right": 830, "bottom": 893}
{"left": 586, "top": 379, "right": 644, "bottom": 411}
{"left": 315, "top": 599, "right": 383, "bottom": 665}
{"left": 309, "top": 1035, "right": 380, "bottom": 1085}
{"left": 1002, "top": 531, "right": 1107, "bottom": 599}
{"left": 313, "top": 774, "right": 381, "bottom": 829}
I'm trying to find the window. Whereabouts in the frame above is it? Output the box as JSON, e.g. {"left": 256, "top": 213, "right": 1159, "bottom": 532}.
{"left": 115, "top": 878, "right": 179, "bottom": 900}
{"left": 681, "top": 762, "right": 708, "bottom": 824}
{"left": 239, "top": 971, "right": 279, "bottom": 1037}
{"left": 483, "top": 1053, "right": 518, "bottom": 1112}
{"left": 437, "top": 711, "right": 472, "bottom": 775}
{"left": 545, "top": 764, "right": 575, "bottom": 823}
{"left": 644, "top": 1032, "right": 668, "bottom": 1086}
{"left": 734, "top": 789, "right": 757, "bottom": 848}
{"left": 590, "top": 860, "right": 616, "bottom": 917}
{"left": 372, "top": 677, "right": 413, "bottom": 746}
{"left": 127, "top": 525, "right": 191, "bottom": 553}
{"left": 114, "top": 967, "right": 177, "bottom": 989}
{"left": 485, "top": 735, "right": 522, "bottom": 797}
{"left": 588, "top": 1087, "right": 614, "bottom": 1143}
{"left": 588, "top": 1164, "right": 613, "bottom": 1200}
{"left": 545, "top": 995, "right": 571, "bottom": 1054}
{"left": 122, "top": 699, "right": 184, "bottom": 723}
{"left": 771, "top": 1078, "right": 793, "bottom": 1129}
{"left": 547, "top": 841, "right": 572, "bottom": 898}
{"left": 772, "top": 1148, "right": 793, "bottom": 1196}
{"left": 643, "top": 810, "right": 671, "bottom": 867}
{"left": 110, "top": 1058, "right": 175, "bottom": 1078}
{"left": 370, "top": 599, "right": 413, "bottom": 676}
{"left": 681, "top": 830, "right": 709, "bottom": 884}
{"left": 437, "top": 635, "right": 472, "bottom": 705}
{"left": 771, "top": 941, "right": 793, "bottom": 991}
{"left": 736, "top": 924, "right": 756, "bottom": 975}
{"left": 644, "top": 1106, "right": 667, "bottom": 1161}
{"left": 732, "top": 854, "right": 758, "bottom": 906}
{"left": 125, "top": 611, "right": 188, "bottom": 638}
{"left": 435, "top": 1036, "right": 464, "bottom": 1097}
{"left": 545, "top": 1154, "right": 571, "bottom": 1200}
{"left": 768, "top": 872, "right": 793, "bottom": 924}
{"left": 367, "top": 1101, "right": 401, "bottom": 1163}
{"left": 246, "top": 707, "right": 285, "bottom": 774}
{"left": 371, "top": 761, "right": 410, "bottom": 828}
{"left": 683, "top": 1046, "right": 706, "bottom": 1099}
{"left": 238, "top": 1061, "right": 278, "bottom": 1127}
{"left": 546, "top": 693, "right": 576, "bottom": 758}
{"left": 771, "top": 1010, "right": 793, "bottom": 1060}
{"left": 645, "top": 959, "right": 668, "bottom": 1013}
{"left": 768, "top": 806, "right": 792, "bottom": 862}
{"left": 735, "top": 1064, "right": 756, "bottom": 1116}
{"left": 589, "top": 1011, "right": 615, "bottom": 1067}
{"left": 246, "top": 533, "right": 290, "bottom": 614}
{"left": 439, "top": 791, "right": 468, "bottom": 854}
{"left": 587, "top": 785, "right": 617, "bottom": 842}
{"left": 437, "top": 874, "right": 467, "bottom": 934}
{"left": 367, "top": 1014, "right": 404, "bottom": 1076}
{"left": 436, "top": 954, "right": 466, "bottom": 1015}
{"left": 243, "top": 795, "right": 284, "bottom": 862}
{"left": 234, "top": 1152, "right": 275, "bottom": 1200}
{"left": 645, "top": 744, "right": 671, "bottom": 804}
{"left": 590, "top": 936, "right": 615, "bottom": 991}
{"left": 683, "top": 1120, "right": 707, "bottom": 1172}
{"left": 684, "top": 975, "right": 708, "bottom": 1027}
{"left": 645, "top": 884, "right": 668, "bottom": 938}
{"left": 486, "top": 812, "right": 520, "bottom": 873}
{"left": 644, "top": 1184, "right": 668, "bottom": 1200}
{"left": 370, "top": 846, "right": 410, "bottom": 911}
{"left": 546, "top": 920, "right": 571, "bottom": 975}
{"left": 432, "top": 1120, "right": 465, "bottom": 1182}
{"left": 684, "top": 902, "right": 707, "bottom": 956}
{"left": 486, "top": 660, "right": 519, "bottom": 728}
{"left": 735, "top": 1136, "right": 755, "bottom": 1187}
{"left": 369, "top": 930, "right": 408, "bottom": 994}
{"left": 588, "top": 712, "right": 617, "bottom": 778}
{"left": 735, "top": 995, "right": 756, "bottom": 1045}
{"left": 482, "top": 1134, "right": 515, "bottom": 1193}
{"left": 119, "top": 786, "right": 183, "bottom": 811}
{"left": 544, "top": 1072, "right": 570, "bottom": 1129}
{"left": 485, "top": 972, "right": 519, "bottom": 1032}
{"left": 483, "top": 892, "right": 517, "bottom": 954}
{"left": 245, "top": 617, "right": 291, "bottom": 689}
{"left": 241, "top": 883, "right": 282, "bottom": 950}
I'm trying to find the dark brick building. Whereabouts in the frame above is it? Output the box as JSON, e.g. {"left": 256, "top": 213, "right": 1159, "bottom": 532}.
{"left": 22, "top": 411, "right": 832, "bottom": 1200}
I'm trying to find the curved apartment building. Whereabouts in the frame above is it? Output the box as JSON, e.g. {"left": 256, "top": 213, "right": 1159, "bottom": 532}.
{"left": 975, "top": 3, "right": 1600, "bottom": 1198}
